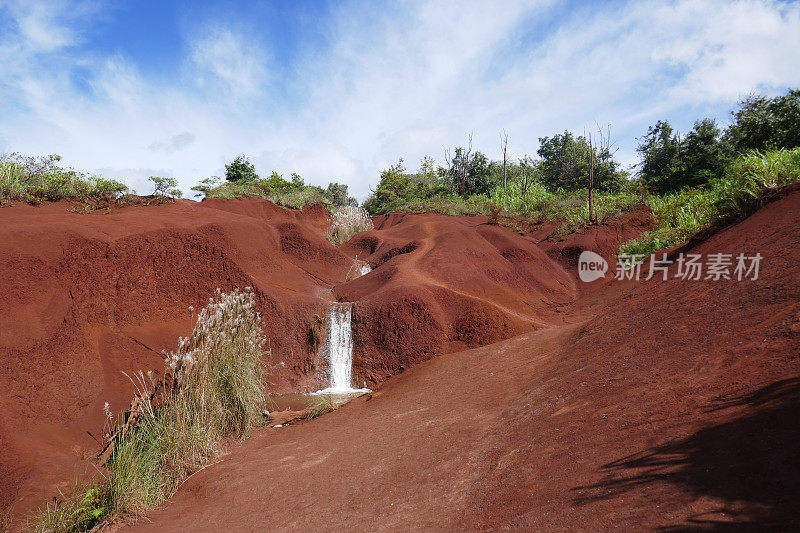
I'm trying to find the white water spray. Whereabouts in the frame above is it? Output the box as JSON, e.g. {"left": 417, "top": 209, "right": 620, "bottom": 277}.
{"left": 313, "top": 301, "right": 370, "bottom": 395}
{"left": 327, "top": 302, "right": 354, "bottom": 391}
{"left": 358, "top": 262, "right": 372, "bottom": 276}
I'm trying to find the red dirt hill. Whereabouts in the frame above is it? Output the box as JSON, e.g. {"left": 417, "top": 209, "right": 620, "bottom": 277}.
{"left": 1, "top": 198, "right": 599, "bottom": 521}
{"left": 0, "top": 198, "right": 351, "bottom": 516}
{"left": 124, "top": 189, "right": 799, "bottom": 531}
{"left": 338, "top": 213, "right": 578, "bottom": 385}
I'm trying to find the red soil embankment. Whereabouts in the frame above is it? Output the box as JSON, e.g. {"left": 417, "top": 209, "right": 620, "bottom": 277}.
{"left": 0, "top": 198, "right": 350, "bottom": 516}
{"left": 1, "top": 198, "right": 607, "bottom": 521}
{"left": 338, "top": 213, "right": 576, "bottom": 384}
{"left": 126, "top": 189, "right": 799, "bottom": 531}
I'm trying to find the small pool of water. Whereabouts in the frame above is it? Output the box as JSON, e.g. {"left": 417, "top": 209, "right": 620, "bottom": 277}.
{"left": 266, "top": 390, "right": 369, "bottom": 412}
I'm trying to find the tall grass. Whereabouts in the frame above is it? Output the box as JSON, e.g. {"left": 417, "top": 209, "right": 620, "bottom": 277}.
{"left": 621, "top": 148, "right": 800, "bottom": 257}
{"left": 326, "top": 206, "right": 374, "bottom": 246}
{"left": 388, "top": 182, "right": 640, "bottom": 234}
{"left": 32, "top": 288, "right": 267, "bottom": 532}
{"left": 0, "top": 153, "right": 127, "bottom": 206}
{"left": 490, "top": 181, "right": 640, "bottom": 229}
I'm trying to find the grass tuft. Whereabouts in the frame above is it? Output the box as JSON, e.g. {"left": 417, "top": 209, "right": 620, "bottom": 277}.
{"left": 32, "top": 287, "right": 267, "bottom": 531}
{"left": 305, "top": 396, "right": 337, "bottom": 420}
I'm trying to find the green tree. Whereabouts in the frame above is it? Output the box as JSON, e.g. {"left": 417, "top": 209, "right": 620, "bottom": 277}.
{"left": 225, "top": 155, "right": 258, "bottom": 182}
{"left": 149, "top": 176, "right": 182, "bottom": 197}
{"left": 444, "top": 147, "right": 494, "bottom": 196}
{"left": 725, "top": 89, "right": 800, "bottom": 153}
{"left": 637, "top": 119, "right": 727, "bottom": 193}
{"left": 681, "top": 118, "right": 727, "bottom": 187}
{"left": 537, "top": 131, "right": 622, "bottom": 192}
{"left": 637, "top": 120, "right": 680, "bottom": 191}
{"left": 325, "top": 182, "right": 357, "bottom": 206}
{"left": 363, "top": 159, "right": 451, "bottom": 214}
{"left": 261, "top": 171, "right": 293, "bottom": 191}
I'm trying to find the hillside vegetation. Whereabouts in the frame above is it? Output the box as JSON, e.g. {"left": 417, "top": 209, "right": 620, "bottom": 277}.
{"left": 4, "top": 89, "right": 798, "bottom": 259}
{"left": 191, "top": 155, "right": 358, "bottom": 209}
{"left": 0, "top": 154, "right": 128, "bottom": 206}
{"left": 362, "top": 89, "right": 800, "bottom": 254}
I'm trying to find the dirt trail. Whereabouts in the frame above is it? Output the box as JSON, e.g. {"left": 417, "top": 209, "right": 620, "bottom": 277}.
{"left": 126, "top": 189, "right": 799, "bottom": 531}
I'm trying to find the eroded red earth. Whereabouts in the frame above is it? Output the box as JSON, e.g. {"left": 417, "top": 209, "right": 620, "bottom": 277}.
{"left": 1, "top": 189, "right": 798, "bottom": 530}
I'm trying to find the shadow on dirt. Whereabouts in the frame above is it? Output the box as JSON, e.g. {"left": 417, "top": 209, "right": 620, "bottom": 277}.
{"left": 572, "top": 378, "right": 800, "bottom": 531}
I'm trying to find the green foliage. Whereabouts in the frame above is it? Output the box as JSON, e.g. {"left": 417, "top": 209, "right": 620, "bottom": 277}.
{"left": 325, "top": 182, "right": 358, "bottom": 207}
{"left": 491, "top": 181, "right": 639, "bottom": 234}
{"left": 443, "top": 148, "right": 494, "bottom": 196}
{"left": 622, "top": 148, "right": 800, "bottom": 257}
{"left": 363, "top": 143, "right": 635, "bottom": 235}
{"left": 637, "top": 120, "right": 680, "bottom": 190}
{"left": 195, "top": 161, "right": 354, "bottom": 210}
{"left": 681, "top": 118, "right": 728, "bottom": 187}
{"left": 0, "top": 153, "right": 128, "bottom": 206}
{"left": 725, "top": 89, "right": 800, "bottom": 153}
{"left": 363, "top": 158, "right": 451, "bottom": 215}
{"left": 225, "top": 155, "right": 258, "bottom": 182}
{"left": 637, "top": 119, "right": 729, "bottom": 193}
{"left": 148, "top": 176, "right": 181, "bottom": 198}
{"left": 32, "top": 485, "right": 111, "bottom": 533}
{"left": 537, "top": 131, "right": 625, "bottom": 192}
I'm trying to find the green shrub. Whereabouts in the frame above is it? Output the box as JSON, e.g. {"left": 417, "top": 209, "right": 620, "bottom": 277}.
{"left": 0, "top": 153, "right": 128, "bottom": 206}
{"left": 621, "top": 148, "right": 800, "bottom": 257}
{"left": 32, "top": 485, "right": 111, "bottom": 533}
{"left": 192, "top": 176, "right": 334, "bottom": 209}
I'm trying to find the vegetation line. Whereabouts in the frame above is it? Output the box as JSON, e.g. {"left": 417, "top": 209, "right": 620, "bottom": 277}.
{"left": 4, "top": 89, "right": 800, "bottom": 260}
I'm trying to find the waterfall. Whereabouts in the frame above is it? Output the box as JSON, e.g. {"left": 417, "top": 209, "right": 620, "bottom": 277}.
{"left": 312, "top": 258, "right": 372, "bottom": 395}
{"left": 313, "top": 301, "right": 370, "bottom": 394}
{"left": 326, "top": 302, "right": 354, "bottom": 391}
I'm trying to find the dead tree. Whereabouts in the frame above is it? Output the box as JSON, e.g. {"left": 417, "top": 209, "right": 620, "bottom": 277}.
{"left": 584, "top": 124, "right": 615, "bottom": 225}
{"left": 585, "top": 129, "right": 596, "bottom": 224}
{"left": 519, "top": 155, "right": 534, "bottom": 196}
{"left": 445, "top": 133, "right": 473, "bottom": 196}
{"left": 501, "top": 130, "right": 509, "bottom": 193}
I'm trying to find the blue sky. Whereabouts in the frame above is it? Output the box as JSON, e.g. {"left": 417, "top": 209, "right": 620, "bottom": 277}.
{"left": 1, "top": 0, "right": 799, "bottom": 199}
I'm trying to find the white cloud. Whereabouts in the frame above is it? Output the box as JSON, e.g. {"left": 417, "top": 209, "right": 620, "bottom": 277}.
{"left": 1, "top": 0, "right": 799, "bottom": 200}
{"left": 190, "top": 27, "right": 268, "bottom": 99}
{"left": 0, "top": 0, "right": 84, "bottom": 52}
{"left": 148, "top": 132, "right": 197, "bottom": 154}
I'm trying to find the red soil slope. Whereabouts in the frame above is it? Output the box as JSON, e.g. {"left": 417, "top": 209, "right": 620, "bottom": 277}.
{"left": 339, "top": 213, "right": 577, "bottom": 384}
{"left": 0, "top": 198, "right": 352, "bottom": 516}
{"left": 126, "top": 188, "right": 799, "bottom": 531}
{"left": 2, "top": 199, "right": 593, "bottom": 521}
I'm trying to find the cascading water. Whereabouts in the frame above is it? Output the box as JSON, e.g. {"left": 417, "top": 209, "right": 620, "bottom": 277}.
{"left": 358, "top": 262, "right": 372, "bottom": 276}
{"left": 326, "top": 302, "right": 354, "bottom": 391}
{"left": 312, "top": 258, "right": 372, "bottom": 395}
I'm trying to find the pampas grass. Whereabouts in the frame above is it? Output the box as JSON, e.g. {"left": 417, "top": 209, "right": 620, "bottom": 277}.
{"left": 326, "top": 206, "right": 374, "bottom": 247}
{"left": 32, "top": 287, "right": 267, "bottom": 531}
